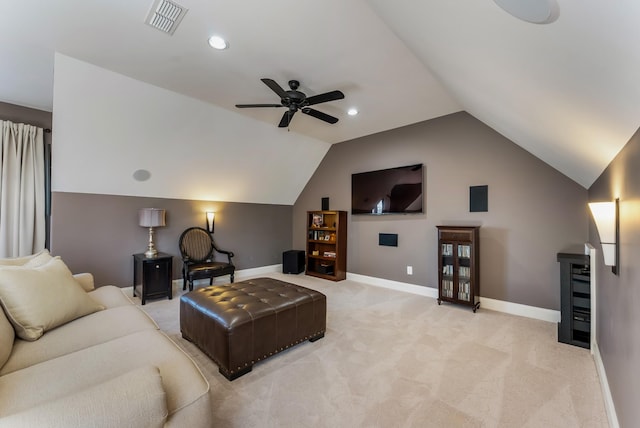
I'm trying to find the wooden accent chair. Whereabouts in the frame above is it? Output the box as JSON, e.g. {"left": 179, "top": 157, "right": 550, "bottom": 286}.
{"left": 178, "top": 227, "right": 235, "bottom": 291}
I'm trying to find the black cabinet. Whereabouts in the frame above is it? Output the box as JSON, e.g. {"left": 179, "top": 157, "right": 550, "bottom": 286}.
{"left": 557, "top": 253, "right": 590, "bottom": 349}
{"left": 437, "top": 226, "right": 480, "bottom": 312}
{"left": 133, "top": 253, "right": 173, "bottom": 305}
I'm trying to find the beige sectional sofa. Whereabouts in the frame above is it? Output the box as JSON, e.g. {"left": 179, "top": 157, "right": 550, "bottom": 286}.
{"left": 0, "top": 251, "right": 212, "bottom": 428}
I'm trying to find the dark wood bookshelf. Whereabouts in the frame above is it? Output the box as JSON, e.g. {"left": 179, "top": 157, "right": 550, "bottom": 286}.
{"left": 305, "top": 211, "right": 347, "bottom": 281}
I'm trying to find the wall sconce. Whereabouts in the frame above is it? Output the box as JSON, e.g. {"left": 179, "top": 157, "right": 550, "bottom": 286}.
{"left": 588, "top": 198, "right": 619, "bottom": 275}
{"left": 139, "top": 208, "right": 166, "bottom": 258}
{"left": 206, "top": 211, "right": 215, "bottom": 234}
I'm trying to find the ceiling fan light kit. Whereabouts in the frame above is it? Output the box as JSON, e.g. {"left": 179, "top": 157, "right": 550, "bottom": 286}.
{"left": 236, "top": 78, "right": 344, "bottom": 128}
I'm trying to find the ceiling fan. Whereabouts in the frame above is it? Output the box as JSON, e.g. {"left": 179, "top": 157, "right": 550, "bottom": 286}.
{"left": 235, "top": 78, "right": 345, "bottom": 128}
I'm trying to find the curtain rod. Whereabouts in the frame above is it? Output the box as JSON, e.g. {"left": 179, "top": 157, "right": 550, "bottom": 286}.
{"left": 44, "top": 128, "right": 51, "bottom": 133}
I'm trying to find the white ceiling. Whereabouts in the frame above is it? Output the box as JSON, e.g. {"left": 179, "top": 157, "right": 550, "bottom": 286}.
{"left": 1, "top": 0, "right": 639, "bottom": 188}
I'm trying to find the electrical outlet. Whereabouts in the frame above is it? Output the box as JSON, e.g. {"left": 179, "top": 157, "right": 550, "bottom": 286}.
{"left": 407, "top": 266, "right": 413, "bottom": 275}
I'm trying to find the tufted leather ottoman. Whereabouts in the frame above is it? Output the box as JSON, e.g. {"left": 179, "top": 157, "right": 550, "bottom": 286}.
{"left": 179, "top": 277, "right": 326, "bottom": 380}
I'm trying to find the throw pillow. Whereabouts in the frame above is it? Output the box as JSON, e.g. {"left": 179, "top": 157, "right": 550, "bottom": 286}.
{"left": 22, "top": 250, "right": 53, "bottom": 268}
{"left": 0, "top": 305, "right": 14, "bottom": 368}
{"left": 0, "top": 249, "right": 51, "bottom": 267}
{"left": 72, "top": 273, "right": 96, "bottom": 292}
{"left": 0, "top": 257, "right": 104, "bottom": 341}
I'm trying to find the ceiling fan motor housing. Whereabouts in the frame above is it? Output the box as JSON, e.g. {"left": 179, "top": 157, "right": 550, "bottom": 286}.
{"left": 284, "top": 90, "right": 306, "bottom": 107}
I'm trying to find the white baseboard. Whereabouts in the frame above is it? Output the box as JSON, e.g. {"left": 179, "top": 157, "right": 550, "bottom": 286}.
{"left": 346, "top": 272, "right": 560, "bottom": 323}
{"left": 592, "top": 341, "right": 620, "bottom": 428}
{"left": 347, "top": 272, "right": 438, "bottom": 298}
{"left": 235, "top": 264, "right": 281, "bottom": 278}
{"left": 479, "top": 296, "right": 560, "bottom": 323}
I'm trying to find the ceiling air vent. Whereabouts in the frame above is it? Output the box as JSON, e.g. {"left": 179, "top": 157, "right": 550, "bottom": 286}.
{"left": 145, "top": 0, "right": 188, "bottom": 35}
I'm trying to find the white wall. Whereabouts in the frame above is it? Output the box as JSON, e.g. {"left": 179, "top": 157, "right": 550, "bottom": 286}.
{"left": 52, "top": 53, "right": 330, "bottom": 205}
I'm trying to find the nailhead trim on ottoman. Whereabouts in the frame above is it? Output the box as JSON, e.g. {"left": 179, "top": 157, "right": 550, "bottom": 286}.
{"left": 179, "top": 277, "right": 326, "bottom": 380}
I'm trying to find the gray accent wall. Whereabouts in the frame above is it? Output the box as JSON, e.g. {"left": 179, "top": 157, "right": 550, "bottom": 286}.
{"left": 51, "top": 192, "right": 292, "bottom": 287}
{"left": 0, "top": 101, "right": 52, "bottom": 130}
{"left": 294, "top": 112, "right": 588, "bottom": 310}
{"left": 588, "top": 126, "right": 640, "bottom": 427}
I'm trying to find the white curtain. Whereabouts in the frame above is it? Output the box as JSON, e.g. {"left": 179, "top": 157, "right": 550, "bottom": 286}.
{"left": 0, "top": 120, "right": 45, "bottom": 257}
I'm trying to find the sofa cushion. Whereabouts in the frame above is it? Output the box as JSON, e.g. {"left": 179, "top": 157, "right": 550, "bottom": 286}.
{"left": 0, "top": 330, "right": 209, "bottom": 419}
{"left": 0, "top": 257, "right": 104, "bottom": 341}
{"left": 1, "top": 305, "right": 159, "bottom": 375}
{"left": 72, "top": 272, "right": 95, "bottom": 292}
{"left": 0, "top": 249, "right": 51, "bottom": 267}
{"left": 87, "top": 285, "right": 135, "bottom": 309}
{"left": 0, "top": 306, "right": 14, "bottom": 369}
{"left": 0, "top": 365, "right": 167, "bottom": 428}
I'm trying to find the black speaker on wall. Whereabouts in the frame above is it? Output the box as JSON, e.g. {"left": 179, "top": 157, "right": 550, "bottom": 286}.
{"left": 321, "top": 197, "right": 329, "bottom": 211}
{"left": 470, "top": 185, "right": 488, "bottom": 212}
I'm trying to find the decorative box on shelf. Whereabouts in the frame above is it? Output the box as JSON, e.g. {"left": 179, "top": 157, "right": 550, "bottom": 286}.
{"left": 318, "top": 263, "right": 334, "bottom": 274}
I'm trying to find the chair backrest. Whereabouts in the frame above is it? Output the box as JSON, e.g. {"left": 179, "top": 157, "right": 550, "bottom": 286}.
{"left": 179, "top": 227, "right": 214, "bottom": 263}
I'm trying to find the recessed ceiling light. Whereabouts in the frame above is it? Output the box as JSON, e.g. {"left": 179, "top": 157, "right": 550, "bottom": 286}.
{"left": 493, "top": 0, "right": 559, "bottom": 24}
{"left": 132, "top": 169, "right": 151, "bottom": 181}
{"left": 208, "top": 35, "right": 228, "bottom": 50}
{"left": 347, "top": 108, "right": 358, "bottom": 116}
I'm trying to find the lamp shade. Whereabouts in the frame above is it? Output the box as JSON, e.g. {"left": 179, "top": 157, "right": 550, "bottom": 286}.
{"left": 588, "top": 201, "right": 616, "bottom": 266}
{"left": 139, "top": 208, "right": 166, "bottom": 228}
{"left": 206, "top": 211, "right": 215, "bottom": 233}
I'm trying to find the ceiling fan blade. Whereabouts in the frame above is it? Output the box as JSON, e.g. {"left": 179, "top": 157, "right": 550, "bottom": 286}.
{"left": 261, "top": 78, "right": 288, "bottom": 99}
{"left": 302, "top": 108, "right": 339, "bottom": 124}
{"left": 235, "top": 103, "right": 283, "bottom": 108}
{"left": 278, "top": 110, "right": 296, "bottom": 128}
{"left": 305, "top": 90, "right": 345, "bottom": 106}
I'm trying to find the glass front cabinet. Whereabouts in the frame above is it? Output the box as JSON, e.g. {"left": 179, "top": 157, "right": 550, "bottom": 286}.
{"left": 437, "top": 226, "right": 480, "bottom": 312}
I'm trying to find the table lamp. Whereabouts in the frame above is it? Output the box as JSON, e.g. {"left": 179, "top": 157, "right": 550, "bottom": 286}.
{"left": 139, "top": 208, "right": 166, "bottom": 258}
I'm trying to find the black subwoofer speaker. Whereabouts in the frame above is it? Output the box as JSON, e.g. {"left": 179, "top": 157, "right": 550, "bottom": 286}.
{"left": 283, "top": 250, "right": 305, "bottom": 274}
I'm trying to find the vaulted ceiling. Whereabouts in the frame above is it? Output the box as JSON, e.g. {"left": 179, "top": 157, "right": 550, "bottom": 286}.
{"left": 1, "top": 0, "right": 638, "bottom": 188}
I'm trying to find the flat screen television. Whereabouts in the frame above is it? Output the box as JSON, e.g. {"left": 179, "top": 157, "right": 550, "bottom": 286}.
{"left": 351, "top": 164, "right": 423, "bottom": 215}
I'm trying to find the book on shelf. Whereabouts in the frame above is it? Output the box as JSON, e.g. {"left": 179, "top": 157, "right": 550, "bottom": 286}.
{"left": 323, "top": 251, "right": 336, "bottom": 258}
{"left": 457, "top": 280, "right": 470, "bottom": 301}
{"left": 459, "top": 266, "right": 470, "bottom": 278}
{"left": 441, "top": 279, "right": 454, "bottom": 298}
{"left": 309, "top": 230, "right": 328, "bottom": 240}
{"left": 457, "top": 245, "right": 471, "bottom": 258}
{"left": 442, "top": 243, "right": 453, "bottom": 256}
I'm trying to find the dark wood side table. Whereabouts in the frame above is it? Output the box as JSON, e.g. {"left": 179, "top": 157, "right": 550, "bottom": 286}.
{"left": 133, "top": 252, "right": 173, "bottom": 305}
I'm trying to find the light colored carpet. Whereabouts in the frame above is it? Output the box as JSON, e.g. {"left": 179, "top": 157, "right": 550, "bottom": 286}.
{"left": 131, "top": 272, "right": 609, "bottom": 428}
